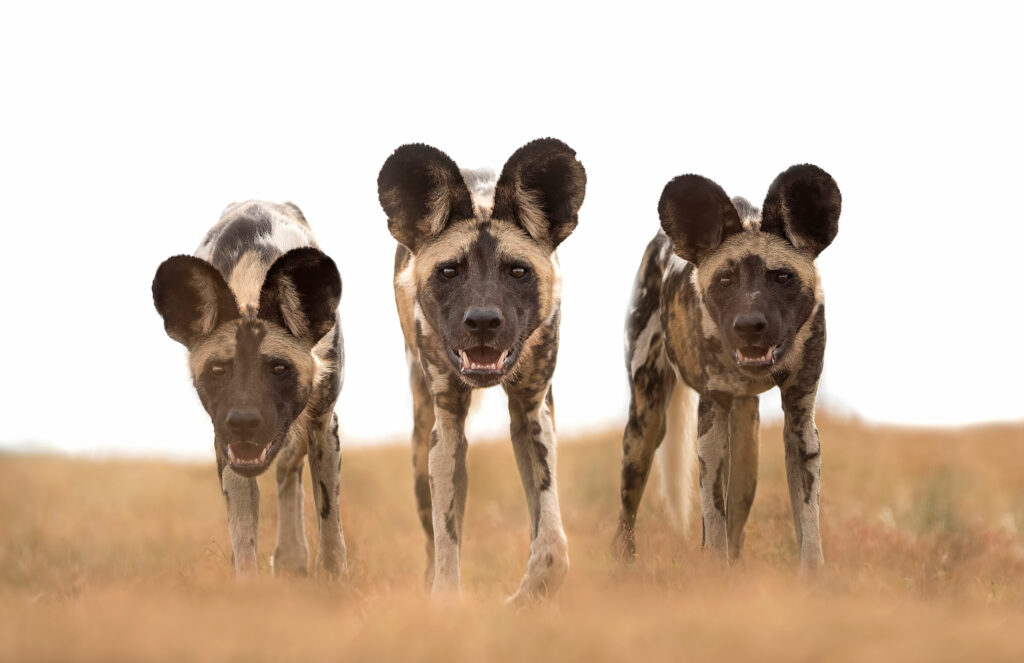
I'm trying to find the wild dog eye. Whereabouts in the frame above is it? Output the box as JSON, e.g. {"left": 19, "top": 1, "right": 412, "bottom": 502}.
{"left": 509, "top": 265, "right": 528, "bottom": 279}
{"left": 271, "top": 364, "right": 287, "bottom": 376}
{"left": 775, "top": 272, "right": 792, "bottom": 284}
{"left": 440, "top": 265, "right": 458, "bottom": 279}
{"left": 210, "top": 364, "right": 227, "bottom": 376}
{"left": 718, "top": 276, "right": 733, "bottom": 287}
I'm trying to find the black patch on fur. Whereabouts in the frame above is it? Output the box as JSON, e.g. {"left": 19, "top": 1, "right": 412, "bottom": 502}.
{"left": 697, "top": 396, "right": 714, "bottom": 437}
{"left": 533, "top": 434, "right": 551, "bottom": 493}
{"left": 761, "top": 164, "right": 841, "bottom": 258}
{"left": 800, "top": 445, "right": 821, "bottom": 506}
{"left": 658, "top": 175, "right": 743, "bottom": 265}
{"left": 319, "top": 480, "right": 330, "bottom": 519}
{"left": 210, "top": 212, "right": 274, "bottom": 276}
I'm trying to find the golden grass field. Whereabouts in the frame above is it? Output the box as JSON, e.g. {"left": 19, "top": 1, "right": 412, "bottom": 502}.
{"left": 2, "top": 416, "right": 1023, "bottom": 662}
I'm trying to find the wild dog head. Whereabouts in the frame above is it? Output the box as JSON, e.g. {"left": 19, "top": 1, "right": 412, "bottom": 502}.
{"left": 153, "top": 248, "right": 341, "bottom": 476}
{"left": 659, "top": 165, "right": 841, "bottom": 376}
{"left": 379, "top": 138, "right": 586, "bottom": 388}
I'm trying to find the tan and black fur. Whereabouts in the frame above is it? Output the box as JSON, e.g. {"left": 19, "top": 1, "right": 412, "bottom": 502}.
{"left": 152, "top": 201, "right": 347, "bottom": 578}
{"left": 378, "top": 139, "right": 586, "bottom": 602}
{"left": 614, "top": 166, "right": 841, "bottom": 571}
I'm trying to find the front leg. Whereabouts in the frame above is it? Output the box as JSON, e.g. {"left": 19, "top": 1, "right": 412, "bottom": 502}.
{"left": 697, "top": 391, "right": 732, "bottom": 559}
{"left": 428, "top": 381, "right": 471, "bottom": 595}
{"left": 781, "top": 403, "right": 823, "bottom": 571}
{"left": 506, "top": 385, "right": 569, "bottom": 604}
{"left": 779, "top": 307, "right": 827, "bottom": 571}
{"left": 272, "top": 431, "right": 310, "bottom": 576}
{"left": 218, "top": 454, "right": 259, "bottom": 576}
{"left": 306, "top": 413, "right": 348, "bottom": 578}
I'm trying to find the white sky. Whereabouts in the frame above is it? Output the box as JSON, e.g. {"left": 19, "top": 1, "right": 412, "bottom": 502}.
{"left": 1, "top": 2, "right": 1021, "bottom": 460}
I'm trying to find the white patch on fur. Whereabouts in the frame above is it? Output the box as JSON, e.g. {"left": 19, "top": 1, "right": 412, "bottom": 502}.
{"left": 630, "top": 314, "right": 661, "bottom": 378}
{"left": 395, "top": 254, "right": 418, "bottom": 301}
{"left": 461, "top": 168, "right": 498, "bottom": 216}
{"left": 257, "top": 221, "right": 315, "bottom": 255}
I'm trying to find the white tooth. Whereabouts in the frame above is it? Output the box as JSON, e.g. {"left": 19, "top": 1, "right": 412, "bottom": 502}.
{"left": 498, "top": 350, "right": 508, "bottom": 365}
{"left": 259, "top": 447, "right": 268, "bottom": 463}
{"left": 228, "top": 447, "right": 237, "bottom": 462}
{"left": 460, "top": 350, "right": 469, "bottom": 366}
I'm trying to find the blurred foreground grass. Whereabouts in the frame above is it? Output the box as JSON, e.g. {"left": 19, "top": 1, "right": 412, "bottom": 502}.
{"left": 2, "top": 416, "right": 1023, "bottom": 661}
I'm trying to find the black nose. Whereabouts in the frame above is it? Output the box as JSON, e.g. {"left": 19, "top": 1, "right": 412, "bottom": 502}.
{"left": 463, "top": 307, "right": 503, "bottom": 333}
{"left": 226, "top": 409, "right": 263, "bottom": 437}
{"left": 733, "top": 313, "right": 767, "bottom": 335}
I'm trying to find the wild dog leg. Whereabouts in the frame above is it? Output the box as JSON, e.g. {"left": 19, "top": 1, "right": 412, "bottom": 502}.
{"left": 409, "top": 358, "right": 437, "bottom": 586}
{"left": 780, "top": 309, "right": 826, "bottom": 570}
{"left": 427, "top": 380, "right": 471, "bottom": 595}
{"left": 726, "top": 396, "right": 759, "bottom": 561}
{"left": 272, "top": 431, "right": 310, "bottom": 575}
{"left": 614, "top": 362, "right": 675, "bottom": 557}
{"left": 218, "top": 456, "right": 259, "bottom": 575}
{"left": 307, "top": 413, "right": 348, "bottom": 578}
{"left": 506, "top": 384, "right": 569, "bottom": 604}
{"left": 697, "top": 391, "right": 732, "bottom": 559}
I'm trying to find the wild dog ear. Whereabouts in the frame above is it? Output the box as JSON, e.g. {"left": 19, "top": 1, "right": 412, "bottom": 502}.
{"left": 258, "top": 247, "right": 341, "bottom": 343}
{"left": 761, "top": 164, "right": 841, "bottom": 257}
{"left": 492, "top": 138, "right": 587, "bottom": 249}
{"left": 153, "top": 256, "right": 240, "bottom": 347}
{"left": 377, "top": 144, "right": 475, "bottom": 253}
{"left": 658, "top": 175, "right": 744, "bottom": 265}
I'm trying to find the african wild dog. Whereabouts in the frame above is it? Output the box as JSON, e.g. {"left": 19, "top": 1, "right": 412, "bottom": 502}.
{"left": 152, "top": 201, "right": 347, "bottom": 578}
{"left": 614, "top": 166, "right": 841, "bottom": 570}
{"left": 377, "top": 138, "right": 586, "bottom": 602}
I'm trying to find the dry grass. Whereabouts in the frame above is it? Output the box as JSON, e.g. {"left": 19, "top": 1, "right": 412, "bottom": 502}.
{"left": 2, "top": 416, "right": 1024, "bottom": 661}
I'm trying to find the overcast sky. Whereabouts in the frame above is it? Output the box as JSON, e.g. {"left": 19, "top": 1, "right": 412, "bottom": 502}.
{"left": 1, "top": 2, "right": 1021, "bottom": 460}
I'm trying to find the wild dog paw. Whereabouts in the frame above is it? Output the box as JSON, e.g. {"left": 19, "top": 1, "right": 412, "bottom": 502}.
{"left": 507, "top": 536, "right": 569, "bottom": 605}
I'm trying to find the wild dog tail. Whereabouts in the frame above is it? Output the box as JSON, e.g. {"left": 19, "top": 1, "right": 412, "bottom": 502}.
{"left": 656, "top": 381, "right": 699, "bottom": 535}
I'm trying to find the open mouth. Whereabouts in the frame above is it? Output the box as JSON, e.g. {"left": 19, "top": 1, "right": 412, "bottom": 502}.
{"left": 227, "top": 442, "right": 270, "bottom": 468}
{"left": 734, "top": 344, "right": 782, "bottom": 368}
{"left": 449, "top": 345, "right": 517, "bottom": 375}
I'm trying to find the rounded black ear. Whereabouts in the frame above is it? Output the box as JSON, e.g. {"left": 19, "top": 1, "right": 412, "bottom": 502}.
{"left": 658, "top": 175, "right": 744, "bottom": 265}
{"left": 153, "top": 256, "right": 240, "bottom": 347}
{"left": 377, "top": 144, "right": 475, "bottom": 253}
{"left": 258, "top": 247, "right": 341, "bottom": 343}
{"left": 492, "top": 138, "right": 587, "bottom": 249}
{"left": 761, "top": 164, "right": 841, "bottom": 257}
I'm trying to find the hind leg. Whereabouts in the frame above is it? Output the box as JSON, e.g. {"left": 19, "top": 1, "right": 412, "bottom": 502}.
{"left": 409, "top": 358, "right": 436, "bottom": 586}
{"left": 726, "top": 396, "right": 759, "bottom": 561}
{"left": 272, "top": 431, "right": 310, "bottom": 575}
{"left": 614, "top": 355, "right": 675, "bottom": 558}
